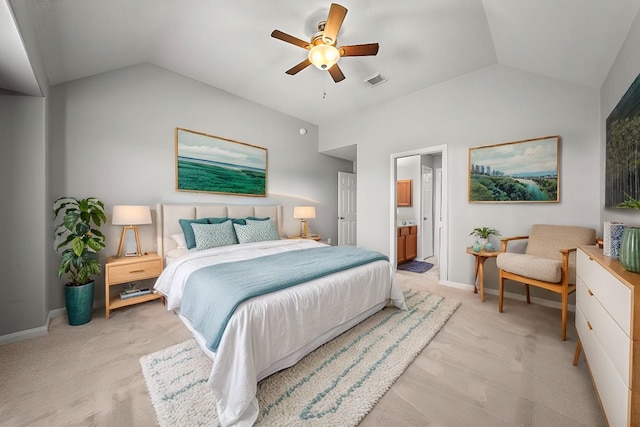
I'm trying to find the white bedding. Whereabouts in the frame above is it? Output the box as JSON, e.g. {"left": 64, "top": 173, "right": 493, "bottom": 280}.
{"left": 154, "top": 239, "right": 405, "bottom": 426}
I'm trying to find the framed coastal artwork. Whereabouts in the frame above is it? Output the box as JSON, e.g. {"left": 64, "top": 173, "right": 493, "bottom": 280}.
{"left": 605, "top": 72, "right": 640, "bottom": 207}
{"left": 468, "top": 135, "right": 560, "bottom": 203}
{"left": 175, "top": 128, "right": 267, "bottom": 197}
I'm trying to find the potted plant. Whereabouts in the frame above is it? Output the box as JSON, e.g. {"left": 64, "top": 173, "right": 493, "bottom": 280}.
{"left": 53, "top": 197, "right": 106, "bottom": 325}
{"left": 469, "top": 227, "right": 500, "bottom": 251}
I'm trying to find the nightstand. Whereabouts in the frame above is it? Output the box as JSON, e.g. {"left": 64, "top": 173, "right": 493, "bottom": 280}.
{"left": 104, "top": 253, "right": 163, "bottom": 319}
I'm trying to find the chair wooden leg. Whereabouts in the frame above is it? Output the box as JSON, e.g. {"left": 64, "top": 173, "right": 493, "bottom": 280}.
{"left": 499, "top": 275, "right": 504, "bottom": 313}
{"left": 561, "top": 292, "right": 568, "bottom": 341}
{"left": 573, "top": 338, "right": 582, "bottom": 366}
{"left": 525, "top": 284, "right": 531, "bottom": 303}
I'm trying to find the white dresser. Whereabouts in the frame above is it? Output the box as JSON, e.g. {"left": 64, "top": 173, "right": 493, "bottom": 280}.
{"left": 576, "top": 246, "right": 639, "bottom": 426}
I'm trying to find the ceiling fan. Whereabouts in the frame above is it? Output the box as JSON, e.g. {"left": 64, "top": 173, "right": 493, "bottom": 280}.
{"left": 271, "top": 3, "right": 379, "bottom": 83}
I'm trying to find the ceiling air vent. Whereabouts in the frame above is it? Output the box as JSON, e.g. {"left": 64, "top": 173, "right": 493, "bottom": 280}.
{"left": 363, "top": 73, "right": 388, "bottom": 87}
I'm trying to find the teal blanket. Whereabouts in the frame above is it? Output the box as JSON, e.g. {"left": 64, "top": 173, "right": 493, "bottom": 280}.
{"left": 180, "top": 246, "right": 388, "bottom": 352}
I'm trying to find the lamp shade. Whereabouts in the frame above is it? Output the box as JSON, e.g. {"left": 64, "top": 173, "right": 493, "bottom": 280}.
{"left": 112, "top": 205, "right": 152, "bottom": 225}
{"left": 308, "top": 44, "right": 340, "bottom": 70}
{"left": 293, "top": 206, "right": 316, "bottom": 219}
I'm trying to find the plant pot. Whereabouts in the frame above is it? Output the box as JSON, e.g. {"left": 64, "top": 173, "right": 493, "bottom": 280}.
{"left": 620, "top": 227, "right": 640, "bottom": 273}
{"left": 477, "top": 238, "right": 488, "bottom": 249}
{"left": 65, "top": 281, "right": 95, "bottom": 326}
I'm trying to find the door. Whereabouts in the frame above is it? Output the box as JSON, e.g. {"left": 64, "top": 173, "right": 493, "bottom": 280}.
{"left": 338, "top": 171, "right": 357, "bottom": 245}
{"left": 421, "top": 166, "right": 433, "bottom": 258}
{"left": 434, "top": 168, "right": 443, "bottom": 262}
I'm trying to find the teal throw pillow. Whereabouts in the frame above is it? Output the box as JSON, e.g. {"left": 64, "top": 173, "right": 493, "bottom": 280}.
{"left": 179, "top": 218, "right": 209, "bottom": 249}
{"left": 234, "top": 219, "right": 280, "bottom": 244}
{"left": 191, "top": 221, "right": 238, "bottom": 250}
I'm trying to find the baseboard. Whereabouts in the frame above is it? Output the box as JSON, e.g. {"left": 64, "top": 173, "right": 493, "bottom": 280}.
{"left": 439, "top": 279, "right": 474, "bottom": 291}
{"left": 0, "top": 320, "right": 49, "bottom": 346}
{"left": 483, "top": 288, "right": 576, "bottom": 312}
{"left": 0, "top": 299, "right": 106, "bottom": 346}
{"left": 439, "top": 281, "right": 575, "bottom": 312}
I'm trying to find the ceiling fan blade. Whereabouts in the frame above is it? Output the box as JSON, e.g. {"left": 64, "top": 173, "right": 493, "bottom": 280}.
{"left": 271, "top": 30, "right": 310, "bottom": 49}
{"left": 328, "top": 64, "right": 345, "bottom": 83}
{"left": 286, "top": 59, "right": 312, "bottom": 75}
{"left": 322, "top": 3, "right": 348, "bottom": 45}
{"left": 339, "top": 43, "right": 379, "bottom": 57}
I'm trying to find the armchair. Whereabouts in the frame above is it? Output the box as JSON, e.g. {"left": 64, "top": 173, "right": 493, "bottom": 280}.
{"left": 496, "top": 224, "right": 596, "bottom": 341}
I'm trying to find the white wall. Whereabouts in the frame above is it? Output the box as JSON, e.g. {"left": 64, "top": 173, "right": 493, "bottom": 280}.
{"left": 48, "top": 63, "right": 352, "bottom": 310}
{"left": 600, "top": 9, "right": 640, "bottom": 227}
{"left": 321, "top": 65, "right": 601, "bottom": 292}
{"left": 0, "top": 95, "right": 47, "bottom": 336}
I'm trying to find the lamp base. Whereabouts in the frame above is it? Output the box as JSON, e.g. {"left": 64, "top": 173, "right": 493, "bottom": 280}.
{"left": 117, "top": 226, "right": 143, "bottom": 258}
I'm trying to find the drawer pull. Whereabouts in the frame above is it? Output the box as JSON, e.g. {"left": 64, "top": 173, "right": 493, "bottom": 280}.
{"left": 129, "top": 269, "right": 145, "bottom": 273}
{"left": 588, "top": 289, "right": 594, "bottom": 297}
{"left": 587, "top": 321, "right": 593, "bottom": 330}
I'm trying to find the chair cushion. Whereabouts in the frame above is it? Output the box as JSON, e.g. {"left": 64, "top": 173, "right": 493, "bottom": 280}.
{"left": 497, "top": 252, "right": 562, "bottom": 283}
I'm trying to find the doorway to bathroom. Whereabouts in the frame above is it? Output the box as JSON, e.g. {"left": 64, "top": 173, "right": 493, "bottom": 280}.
{"left": 390, "top": 145, "right": 447, "bottom": 281}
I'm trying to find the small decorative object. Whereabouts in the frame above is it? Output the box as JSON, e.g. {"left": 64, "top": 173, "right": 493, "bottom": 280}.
{"left": 619, "top": 227, "right": 640, "bottom": 273}
{"left": 472, "top": 241, "right": 482, "bottom": 252}
{"left": 485, "top": 242, "right": 495, "bottom": 251}
{"left": 603, "top": 221, "right": 625, "bottom": 259}
{"left": 469, "top": 227, "right": 500, "bottom": 250}
{"left": 53, "top": 197, "right": 107, "bottom": 326}
{"left": 616, "top": 193, "right": 640, "bottom": 270}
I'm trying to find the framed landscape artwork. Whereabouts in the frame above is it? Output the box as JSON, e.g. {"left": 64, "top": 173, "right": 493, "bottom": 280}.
{"left": 605, "top": 72, "right": 640, "bottom": 207}
{"left": 175, "top": 128, "right": 267, "bottom": 197}
{"left": 468, "top": 135, "right": 560, "bottom": 203}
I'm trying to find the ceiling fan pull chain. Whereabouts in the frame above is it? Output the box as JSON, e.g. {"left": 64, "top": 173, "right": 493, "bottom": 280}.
{"left": 323, "top": 73, "right": 327, "bottom": 99}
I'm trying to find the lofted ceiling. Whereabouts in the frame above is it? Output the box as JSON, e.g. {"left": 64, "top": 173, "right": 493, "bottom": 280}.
{"left": 3, "top": 0, "right": 640, "bottom": 125}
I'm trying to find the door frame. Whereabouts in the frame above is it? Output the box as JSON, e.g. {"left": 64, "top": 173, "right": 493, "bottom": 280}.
{"left": 390, "top": 145, "right": 448, "bottom": 281}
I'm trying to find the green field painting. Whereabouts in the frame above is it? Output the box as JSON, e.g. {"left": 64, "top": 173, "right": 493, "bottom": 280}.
{"left": 177, "top": 159, "right": 266, "bottom": 195}
{"left": 175, "top": 128, "right": 267, "bottom": 196}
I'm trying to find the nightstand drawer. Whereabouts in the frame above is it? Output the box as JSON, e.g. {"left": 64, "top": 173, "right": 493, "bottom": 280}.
{"left": 106, "top": 258, "right": 162, "bottom": 285}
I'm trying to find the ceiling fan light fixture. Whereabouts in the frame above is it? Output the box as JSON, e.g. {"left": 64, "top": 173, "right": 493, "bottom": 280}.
{"left": 308, "top": 44, "right": 340, "bottom": 70}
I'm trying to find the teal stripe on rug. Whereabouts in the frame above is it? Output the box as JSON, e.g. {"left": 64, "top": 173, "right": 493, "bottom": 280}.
{"left": 139, "top": 290, "right": 460, "bottom": 427}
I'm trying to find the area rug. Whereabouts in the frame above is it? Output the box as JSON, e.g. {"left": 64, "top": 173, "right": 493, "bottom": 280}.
{"left": 140, "top": 290, "right": 459, "bottom": 426}
{"left": 397, "top": 260, "right": 434, "bottom": 274}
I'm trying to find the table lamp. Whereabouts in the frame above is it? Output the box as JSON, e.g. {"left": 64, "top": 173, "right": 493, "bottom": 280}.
{"left": 112, "top": 205, "right": 152, "bottom": 257}
{"left": 293, "top": 206, "right": 316, "bottom": 238}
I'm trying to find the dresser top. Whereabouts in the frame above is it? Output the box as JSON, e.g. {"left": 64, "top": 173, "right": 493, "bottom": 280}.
{"left": 579, "top": 245, "right": 640, "bottom": 291}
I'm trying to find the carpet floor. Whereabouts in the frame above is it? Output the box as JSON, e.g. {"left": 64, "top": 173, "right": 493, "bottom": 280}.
{"left": 140, "top": 290, "right": 459, "bottom": 426}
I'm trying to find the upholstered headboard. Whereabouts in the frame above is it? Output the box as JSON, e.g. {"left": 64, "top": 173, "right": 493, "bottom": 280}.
{"left": 156, "top": 203, "right": 283, "bottom": 259}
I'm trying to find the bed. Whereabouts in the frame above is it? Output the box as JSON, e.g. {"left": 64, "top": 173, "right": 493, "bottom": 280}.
{"left": 153, "top": 203, "right": 406, "bottom": 426}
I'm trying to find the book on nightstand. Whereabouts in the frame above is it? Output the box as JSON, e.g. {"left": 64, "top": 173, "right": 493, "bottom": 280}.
{"left": 120, "top": 287, "right": 152, "bottom": 299}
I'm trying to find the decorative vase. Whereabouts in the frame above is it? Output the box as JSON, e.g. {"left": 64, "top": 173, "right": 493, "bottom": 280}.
{"left": 472, "top": 241, "right": 482, "bottom": 252}
{"left": 620, "top": 227, "right": 640, "bottom": 273}
{"left": 477, "top": 238, "right": 488, "bottom": 250}
{"left": 65, "top": 281, "right": 95, "bottom": 326}
{"left": 485, "top": 241, "right": 494, "bottom": 251}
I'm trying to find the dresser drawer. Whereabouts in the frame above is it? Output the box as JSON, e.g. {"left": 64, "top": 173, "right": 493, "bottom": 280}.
{"left": 577, "top": 277, "right": 631, "bottom": 388}
{"left": 577, "top": 250, "right": 632, "bottom": 336}
{"left": 106, "top": 258, "right": 163, "bottom": 285}
{"left": 576, "top": 306, "right": 629, "bottom": 427}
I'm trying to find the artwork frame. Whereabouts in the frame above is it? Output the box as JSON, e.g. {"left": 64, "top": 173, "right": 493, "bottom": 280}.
{"left": 605, "top": 72, "right": 640, "bottom": 207}
{"left": 175, "top": 127, "right": 267, "bottom": 197}
{"left": 468, "top": 135, "right": 560, "bottom": 203}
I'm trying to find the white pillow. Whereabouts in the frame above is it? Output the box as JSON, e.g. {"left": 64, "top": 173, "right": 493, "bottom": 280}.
{"left": 191, "top": 221, "right": 238, "bottom": 250}
{"left": 170, "top": 233, "right": 187, "bottom": 249}
{"left": 234, "top": 219, "right": 280, "bottom": 244}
